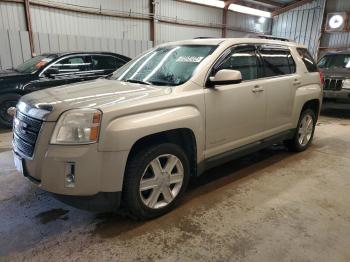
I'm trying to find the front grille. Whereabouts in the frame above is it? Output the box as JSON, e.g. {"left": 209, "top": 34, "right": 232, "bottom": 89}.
{"left": 13, "top": 111, "right": 43, "bottom": 158}
{"left": 324, "top": 78, "right": 343, "bottom": 91}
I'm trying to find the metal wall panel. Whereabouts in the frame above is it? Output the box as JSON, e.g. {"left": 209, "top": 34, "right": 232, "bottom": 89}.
{"left": 30, "top": 5, "right": 150, "bottom": 41}
{"left": 157, "top": 0, "right": 223, "bottom": 25}
{"left": 0, "top": 30, "right": 31, "bottom": 70}
{"left": 155, "top": 22, "right": 221, "bottom": 43}
{"left": 0, "top": 29, "right": 151, "bottom": 69}
{"left": 49, "top": 0, "right": 149, "bottom": 14}
{"left": 0, "top": 1, "right": 26, "bottom": 31}
{"left": 272, "top": 0, "right": 326, "bottom": 58}
{"left": 227, "top": 11, "right": 272, "bottom": 34}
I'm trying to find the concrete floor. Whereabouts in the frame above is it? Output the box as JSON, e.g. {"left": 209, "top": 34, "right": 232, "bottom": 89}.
{"left": 1, "top": 109, "right": 350, "bottom": 261}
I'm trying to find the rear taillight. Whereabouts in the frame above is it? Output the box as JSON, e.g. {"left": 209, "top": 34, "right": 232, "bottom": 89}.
{"left": 319, "top": 70, "right": 325, "bottom": 85}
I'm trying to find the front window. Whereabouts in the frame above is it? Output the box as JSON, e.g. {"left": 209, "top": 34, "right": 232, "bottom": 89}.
{"left": 318, "top": 54, "right": 350, "bottom": 69}
{"left": 15, "top": 55, "right": 57, "bottom": 74}
{"left": 112, "top": 45, "right": 217, "bottom": 86}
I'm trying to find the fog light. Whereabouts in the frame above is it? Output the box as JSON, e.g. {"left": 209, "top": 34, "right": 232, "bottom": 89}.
{"left": 65, "top": 162, "right": 76, "bottom": 188}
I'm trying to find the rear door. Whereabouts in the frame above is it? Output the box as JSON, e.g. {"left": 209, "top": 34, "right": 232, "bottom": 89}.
{"left": 257, "top": 45, "right": 297, "bottom": 133}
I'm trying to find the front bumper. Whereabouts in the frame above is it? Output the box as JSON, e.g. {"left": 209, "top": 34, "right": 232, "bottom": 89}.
{"left": 13, "top": 121, "right": 129, "bottom": 196}
{"left": 323, "top": 89, "right": 350, "bottom": 102}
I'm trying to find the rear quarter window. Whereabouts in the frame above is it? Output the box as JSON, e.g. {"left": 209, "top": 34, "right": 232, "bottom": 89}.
{"left": 297, "top": 48, "right": 318, "bottom": 72}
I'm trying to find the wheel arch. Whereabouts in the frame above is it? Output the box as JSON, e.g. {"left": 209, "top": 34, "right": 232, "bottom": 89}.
{"left": 126, "top": 128, "right": 198, "bottom": 178}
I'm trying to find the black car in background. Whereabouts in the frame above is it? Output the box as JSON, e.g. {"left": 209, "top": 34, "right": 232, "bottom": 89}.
{"left": 0, "top": 52, "right": 131, "bottom": 128}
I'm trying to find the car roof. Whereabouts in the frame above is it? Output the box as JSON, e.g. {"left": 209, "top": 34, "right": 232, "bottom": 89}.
{"left": 159, "top": 38, "right": 305, "bottom": 49}
{"left": 41, "top": 51, "right": 131, "bottom": 61}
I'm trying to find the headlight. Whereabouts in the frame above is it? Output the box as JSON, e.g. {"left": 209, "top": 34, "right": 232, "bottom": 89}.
{"left": 343, "top": 79, "right": 350, "bottom": 89}
{"left": 51, "top": 109, "right": 102, "bottom": 144}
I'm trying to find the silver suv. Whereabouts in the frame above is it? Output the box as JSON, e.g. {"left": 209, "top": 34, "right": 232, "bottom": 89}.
{"left": 12, "top": 38, "right": 323, "bottom": 219}
{"left": 318, "top": 51, "right": 350, "bottom": 103}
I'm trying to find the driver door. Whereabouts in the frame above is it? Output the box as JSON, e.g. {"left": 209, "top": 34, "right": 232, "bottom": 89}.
{"left": 204, "top": 45, "right": 267, "bottom": 158}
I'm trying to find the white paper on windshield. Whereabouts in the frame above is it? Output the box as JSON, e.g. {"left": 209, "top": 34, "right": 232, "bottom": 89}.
{"left": 176, "top": 56, "right": 204, "bottom": 63}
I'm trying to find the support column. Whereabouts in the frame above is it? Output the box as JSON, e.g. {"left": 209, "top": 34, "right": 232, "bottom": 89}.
{"left": 149, "top": 0, "right": 155, "bottom": 46}
{"left": 23, "top": 0, "right": 35, "bottom": 56}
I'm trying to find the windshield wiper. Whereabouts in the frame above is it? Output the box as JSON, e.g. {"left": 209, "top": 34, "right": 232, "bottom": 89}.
{"left": 125, "top": 79, "right": 150, "bottom": 85}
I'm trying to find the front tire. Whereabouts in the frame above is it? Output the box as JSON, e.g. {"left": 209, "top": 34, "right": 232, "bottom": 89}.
{"left": 123, "top": 143, "right": 190, "bottom": 220}
{"left": 285, "top": 109, "right": 316, "bottom": 152}
{"left": 0, "top": 94, "right": 21, "bottom": 128}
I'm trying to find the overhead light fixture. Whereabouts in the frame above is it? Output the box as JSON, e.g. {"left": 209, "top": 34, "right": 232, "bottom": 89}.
{"left": 229, "top": 4, "right": 271, "bottom": 18}
{"left": 184, "top": 0, "right": 225, "bottom": 8}
{"left": 258, "top": 17, "right": 266, "bottom": 23}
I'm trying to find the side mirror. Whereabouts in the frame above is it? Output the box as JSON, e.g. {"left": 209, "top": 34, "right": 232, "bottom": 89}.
{"left": 208, "top": 69, "right": 242, "bottom": 87}
{"left": 44, "top": 68, "right": 59, "bottom": 78}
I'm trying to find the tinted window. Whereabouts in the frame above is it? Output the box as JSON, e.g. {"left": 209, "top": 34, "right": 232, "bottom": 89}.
{"left": 260, "top": 49, "right": 295, "bottom": 77}
{"left": 297, "top": 48, "right": 318, "bottom": 72}
{"left": 215, "top": 46, "right": 259, "bottom": 81}
{"left": 92, "top": 55, "right": 124, "bottom": 70}
{"left": 51, "top": 56, "right": 91, "bottom": 73}
{"left": 317, "top": 54, "right": 350, "bottom": 69}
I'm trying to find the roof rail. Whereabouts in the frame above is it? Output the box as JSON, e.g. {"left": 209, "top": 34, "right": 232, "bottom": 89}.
{"left": 256, "top": 35, "right": 290, "bottom": 42}
{"left": 193, "top": 37, "right": 216, "bottom": 39}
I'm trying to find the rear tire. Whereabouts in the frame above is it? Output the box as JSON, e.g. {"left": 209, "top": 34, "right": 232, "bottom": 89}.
{"left": 285, "top": 109, "right": 316, "bottom": 152}
{"left": 0, "top": 93, "right": 21, "bottom": 128}
{"left": 123, "top": 143, "right": 190, "bottom": 220}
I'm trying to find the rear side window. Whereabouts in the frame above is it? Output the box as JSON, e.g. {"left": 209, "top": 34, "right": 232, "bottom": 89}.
{"left": 297, "top": 48, "right": 318, "bottom": 72}
{"left": 92, "top": 55, "right": 125, "bottom": 70}
{"left": 259, "top": 49, "right": 296, "bottom": 77}
{"left": 51, "top": 56, "right": 91, "bottom": 73}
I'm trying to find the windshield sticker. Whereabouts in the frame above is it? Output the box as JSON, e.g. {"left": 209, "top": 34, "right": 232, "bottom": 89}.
{"left": 176, "top": 56, "right": 204, "bottom": 63}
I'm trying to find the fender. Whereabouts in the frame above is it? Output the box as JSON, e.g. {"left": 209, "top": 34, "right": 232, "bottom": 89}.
{"left": 98, "top": 106, "right": 204, "bottom": 161}
{"left": 291, "top": 83, "right": 322, "bottom": 126}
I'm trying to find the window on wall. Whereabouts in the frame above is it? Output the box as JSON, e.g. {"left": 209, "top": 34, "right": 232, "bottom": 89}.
{"left": 215, "top": 45, "right": 259, "bottom": 81}
{"left": 51, "top": 56, "right": 91, "bottom": 73}
{"left": 259, "top": 48, "right": 296, "bottom": 77}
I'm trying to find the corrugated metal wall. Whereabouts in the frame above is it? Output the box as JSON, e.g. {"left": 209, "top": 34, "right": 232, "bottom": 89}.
{"left": 0, "top": 29, "right": 152, "bottom": 69}
{"left": 272, "top": 0, "right": 326, "bottom": 58}
{"left": 0, "top": 0, "right": 275, "bottom": 69}
{"left": 0, "top": 1, "right": 26, "bottom": 31}
{"left": 227, "top": 11, "right": 271, "bottom": 36}
{"left": 319, "top": 0, "right": 350, "bottom": 53}
{"left": 30, "top": 5, "right": 150, "bottom": 41}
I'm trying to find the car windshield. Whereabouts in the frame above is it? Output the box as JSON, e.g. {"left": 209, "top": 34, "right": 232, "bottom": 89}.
{"left": 112, "top": 45, "right": 217, "bottom": 86}
{"left": 15, "top": 55, "right": 57, "bottom": 73}
{"left": 318, "top": 54, "right": 350, "bottom": 69}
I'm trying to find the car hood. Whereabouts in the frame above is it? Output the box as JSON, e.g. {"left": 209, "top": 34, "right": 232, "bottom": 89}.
{"left": 19, "top": 79, "right": 172, "bottom": 121}
{"left": 0, "top": 69, "right": 28, "bottom": 78}
{"left": 319, "top": 68, "right": 350, "bottom": 78}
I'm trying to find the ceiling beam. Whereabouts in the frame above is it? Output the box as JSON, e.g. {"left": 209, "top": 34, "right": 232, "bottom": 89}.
{"left": 250, "top": 0, "right": 285, "bottom": 8}
{"left": 227, "top": 0, "right": 275, "bottom": 11}
{"left": 272, "top": 0, "right": 314, "bottom": 16}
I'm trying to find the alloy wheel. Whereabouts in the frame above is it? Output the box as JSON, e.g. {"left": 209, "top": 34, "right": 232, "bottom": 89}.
{"left": 298, "top": 113, "right": 314, "bottom": 146}
{"left": 139, "top": 154, "right": 184, "bottom": 209}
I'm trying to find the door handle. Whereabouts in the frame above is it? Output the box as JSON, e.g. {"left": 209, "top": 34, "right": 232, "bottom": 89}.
{"left": 293, "top": 79, "right": 301, "bottom": 86}
{"left": 252, "top": 85, "right": 264, "bottom": 93}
